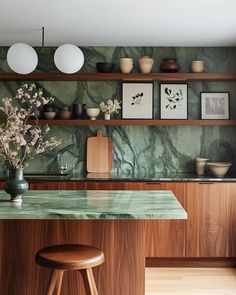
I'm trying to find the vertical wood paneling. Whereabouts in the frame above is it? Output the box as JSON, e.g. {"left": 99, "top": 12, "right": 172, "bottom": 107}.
{"left": 0, "top": 220, "right": 145, "bottom": 295}
{"left": 87, "top": 181, "right": 186, "bottom": 257}
{"left": 186, "top": 183, "right": 236, "bottom": 257}
{"left": 143, "top": 182, "right": 186, "bottom": 257}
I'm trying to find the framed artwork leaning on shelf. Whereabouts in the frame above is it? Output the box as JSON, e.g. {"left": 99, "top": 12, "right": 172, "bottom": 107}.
{"left": 122, "top": 82, "right": 154, "bottom": 119}
{"left": 160, "top": 83, "right": 188, "bottom": 119}
{"left": 201, "top": 92, "right": 230, "bottom": 119}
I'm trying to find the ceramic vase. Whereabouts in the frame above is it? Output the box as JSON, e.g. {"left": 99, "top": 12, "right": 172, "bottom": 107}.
{"left": 191, "top": 60, "right": 204, "bottom": 73}
{"left": 138, "top": 56, "right": 154, "bottom": 73}
{"left": 104, "top": 113, "right": 111, "bottom": 120}
{"left": 4, "top": 168, "right": 29, "bottom": 202}
{"left": 72, "top": 103, "right": 86, "bottom": 119}
{"left": 160, "top": 58, "right": 180, "bottom": 73}
{"left": 119, "top": 58, "right": 133, "bottom": 74}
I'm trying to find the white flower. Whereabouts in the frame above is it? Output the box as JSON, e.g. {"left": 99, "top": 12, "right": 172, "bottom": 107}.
{"left": 99, "top": 99, "right": 121, "bottom": 114}
{"left": 0, "top": 84, "right": 61, "bottom": 168}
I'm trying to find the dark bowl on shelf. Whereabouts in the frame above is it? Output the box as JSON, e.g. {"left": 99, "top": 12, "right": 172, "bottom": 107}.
{"left": 96, "top": 62, "right": 115, "bottom": 73}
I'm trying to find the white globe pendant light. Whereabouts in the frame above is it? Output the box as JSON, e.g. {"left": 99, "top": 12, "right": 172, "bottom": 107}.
{"left": 7, "top": 43, "right": 38, "bottom": 74}
{"left": 54, "top": 44, "right": 84, "bottom": 74}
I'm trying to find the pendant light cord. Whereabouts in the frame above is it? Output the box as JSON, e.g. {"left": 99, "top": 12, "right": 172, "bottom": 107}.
{"left": 42, "top": 27, "right": 45, "bottom": 47}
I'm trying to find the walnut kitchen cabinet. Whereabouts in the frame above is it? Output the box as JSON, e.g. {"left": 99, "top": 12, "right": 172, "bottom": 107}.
{"left": 29, "top": 181, "right": 87, "bottom": 190}
{"left": 0, "top": 181, "right": 87, "bottom": 190}
{"left": 186, "top": 182, "right": 236, "bottom": 257}
{"left": 87, "top": 181, "right": 187, "bottom": 257}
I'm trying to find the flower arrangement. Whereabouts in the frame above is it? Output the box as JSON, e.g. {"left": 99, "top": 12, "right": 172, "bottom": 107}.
{"left": 99, "top": 99, "right": 121, "bottom": 115}
{"left": 0, "top": 83, "right": 61, "bottom": 169}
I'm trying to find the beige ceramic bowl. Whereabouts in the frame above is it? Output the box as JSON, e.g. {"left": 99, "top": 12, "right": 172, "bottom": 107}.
{"left": 86, "top": 108, "right": 100, "bottom": 120}
{"left": 207, "top": 162, "right": 232, "bottom": 178}
{"left": 43, "top": 112, "right": 56, "bottom": 120}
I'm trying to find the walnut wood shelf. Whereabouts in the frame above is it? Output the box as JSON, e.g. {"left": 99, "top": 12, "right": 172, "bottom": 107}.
{"left": 1, "top": 72, "right": 236, "bottom": 81}
{"left": 31, "top": 119, "right": 236, "bottom": 126}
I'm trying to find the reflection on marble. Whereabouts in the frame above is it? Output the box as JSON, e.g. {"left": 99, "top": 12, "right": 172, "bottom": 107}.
{"left": 0, "top": 190, "right": 187, "bottom": 220}
{"left": 0, "top": 47, "right": 236, "bottom": 174}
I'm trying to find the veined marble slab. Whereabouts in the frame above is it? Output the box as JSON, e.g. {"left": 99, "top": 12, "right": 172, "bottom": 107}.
{"left": 0, "top": 190, "right": 187, "bottom": 220}
{"left": 0, "top": 172, "right": 234, "bottom": 182}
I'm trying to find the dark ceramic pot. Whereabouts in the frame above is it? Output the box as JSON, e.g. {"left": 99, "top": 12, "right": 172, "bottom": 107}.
{"left": 96, "top": 62, "right": 115, "bottom": 73}
{"left": 72, "top": 103, "right": 86, "bottom": 119}
{"left": 4, "top": 168, "right": 28, "bottom": 202}
{"left": 160, "top": 58, "right": 180, "bottom": 73}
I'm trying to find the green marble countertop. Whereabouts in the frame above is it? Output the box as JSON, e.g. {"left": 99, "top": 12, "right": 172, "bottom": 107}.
{"left": 0, "top": 190, "right": 187, "bottom": 220}
{"left": 18, "top": 172, "right": 236, "bottom": 182}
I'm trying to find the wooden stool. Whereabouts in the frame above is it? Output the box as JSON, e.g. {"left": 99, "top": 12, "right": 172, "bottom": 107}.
{"left": 35, "top": 244, "right": 105, "bottom": 295}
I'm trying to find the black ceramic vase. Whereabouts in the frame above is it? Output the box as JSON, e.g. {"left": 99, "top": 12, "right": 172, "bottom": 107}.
{"left": 4, "top": 168, "right": 29, "bottom": 202}
{"left": 72, "top": 103, "right": 86, "bottom": 119}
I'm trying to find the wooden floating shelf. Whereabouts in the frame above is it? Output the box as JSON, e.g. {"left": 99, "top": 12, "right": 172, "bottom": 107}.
{"left": 30, "top": 119, "right": 236, "bottom": 126}
{"left": 1, "top": 72, "right": 236, "bottom": 81}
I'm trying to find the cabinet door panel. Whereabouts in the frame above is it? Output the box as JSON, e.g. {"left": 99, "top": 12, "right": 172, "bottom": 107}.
{"left": 87, "top": 181, "right": 186, "bottom": 257}
{"left": 143, "top": 182, "right": 186, "bottom": 257}
{"left": 186, "top": 182, "right": 236, "bottom": 257}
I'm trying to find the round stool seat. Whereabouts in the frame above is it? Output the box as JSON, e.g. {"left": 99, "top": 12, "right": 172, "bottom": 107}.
{"left": 35, "top": 244, "right": 105, "bottom": 270}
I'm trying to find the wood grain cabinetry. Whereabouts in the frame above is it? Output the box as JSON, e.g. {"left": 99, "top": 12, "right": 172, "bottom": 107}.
{"left": 87, "top": 181, "right": 186, "bottom": 257}
{"left": 186, "top": 182, "right": 236, "bottom": 257}
{"left": 1, "top": 179, "right": 236, "bottom": 258}
{"left": 29, "top": 181, "right": 87, "bottom": 190}
{"left": 0, "top": 181, "right": 87, "bottom": 190}
{"left": 143, "top": 182, "right": 186, "bottom": 257}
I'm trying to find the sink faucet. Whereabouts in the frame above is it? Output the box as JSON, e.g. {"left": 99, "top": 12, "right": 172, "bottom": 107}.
{"left": 57, "top": 153, "right": 68, "bottom": 174}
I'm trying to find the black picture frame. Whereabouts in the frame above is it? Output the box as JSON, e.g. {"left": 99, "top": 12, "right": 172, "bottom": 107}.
{"left": 160, "top": 83, "right": 188, "bottom": 119}
{"left": 200, "top": 92, "right": 230, "bottom": 119}
{"left": 121, "top": 82, "right": 154, "bottom": 119}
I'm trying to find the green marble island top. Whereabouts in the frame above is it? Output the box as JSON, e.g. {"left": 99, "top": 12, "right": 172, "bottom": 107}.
{"left": 0, "top": 190, "right": 187, "bottom": 220}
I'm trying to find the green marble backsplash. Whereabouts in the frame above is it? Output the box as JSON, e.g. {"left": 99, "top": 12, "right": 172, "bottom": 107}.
{"left": 0, "top": 46, "right": 236, "bottom": 174}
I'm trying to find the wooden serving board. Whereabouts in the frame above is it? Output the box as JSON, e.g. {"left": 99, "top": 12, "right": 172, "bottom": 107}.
{"left": 86, "top": 130, "right": 113, "bottom": 173}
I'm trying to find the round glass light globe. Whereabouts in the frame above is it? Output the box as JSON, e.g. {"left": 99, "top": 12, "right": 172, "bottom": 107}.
{"left": 7, "top": 43, "right": 38, "bottom": 74}
{"left": 54, "top": 44, "right": 84, "bottom": 74}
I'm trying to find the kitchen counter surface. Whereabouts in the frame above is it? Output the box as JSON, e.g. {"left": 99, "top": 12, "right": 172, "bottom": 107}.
{"left": 0, "top": 190, "right": 187, "bottom": 220}
{"left": 4, "top": 172, "right": 236, "bottom": 182}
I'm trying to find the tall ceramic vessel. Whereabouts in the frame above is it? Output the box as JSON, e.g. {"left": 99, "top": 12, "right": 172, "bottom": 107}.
{"left": 4, "top": 168, "right": 28, "bottom": 202}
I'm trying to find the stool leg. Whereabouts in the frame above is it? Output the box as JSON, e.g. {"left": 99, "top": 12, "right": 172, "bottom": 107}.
{"left": 46, "top": 269, "right": 60, "bottom": 295}
{"left": 80, "top": 268, "right": 98, "bottom": 295}
{"left": 54, "top": 271, "right": 64, "bottom": 295}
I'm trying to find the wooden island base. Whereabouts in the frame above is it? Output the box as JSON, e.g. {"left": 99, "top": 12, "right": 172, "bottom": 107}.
{"left": 0, "top": 220, "right": 145, "bottom": 295}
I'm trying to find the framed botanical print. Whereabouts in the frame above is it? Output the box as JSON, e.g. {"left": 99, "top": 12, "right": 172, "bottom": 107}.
{"left": 122, "top": 82, "right": 153, "bottom": 119}
{"left": 201, "top": 92, "right": 230, "bottom": 119}
{"left": 160, "top": 83, "right": 188, "bottom": 119}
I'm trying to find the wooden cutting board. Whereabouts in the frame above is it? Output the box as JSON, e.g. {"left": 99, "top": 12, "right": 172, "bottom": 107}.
{"left": 87, "top": 130, "right": 113, "bottom": 173}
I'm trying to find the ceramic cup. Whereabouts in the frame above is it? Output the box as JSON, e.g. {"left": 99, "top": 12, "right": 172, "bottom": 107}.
{"left": 195, "top": 158, "right": 209, "bottom": 176}
{"left": 191, "top": 60, "right": 204, "bottom": 73}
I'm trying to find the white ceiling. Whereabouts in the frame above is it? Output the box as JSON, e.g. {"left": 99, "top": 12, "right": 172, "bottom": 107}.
{"left": 0, "top": 0, "right": 236, "bottom": 46}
